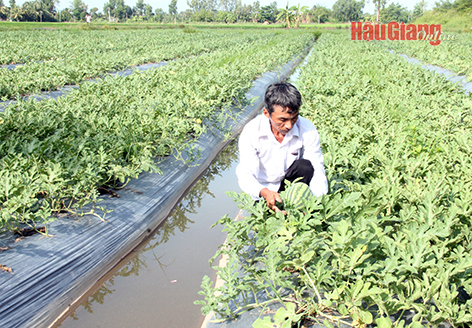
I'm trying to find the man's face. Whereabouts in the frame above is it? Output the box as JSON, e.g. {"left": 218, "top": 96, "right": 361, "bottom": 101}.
{"left": 263, "top": 105, "right": 299, "bottom": 136}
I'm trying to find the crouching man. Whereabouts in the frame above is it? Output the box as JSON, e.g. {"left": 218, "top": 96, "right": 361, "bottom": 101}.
{"left": 236, "top": 82, "right": 328, "bottom": 212}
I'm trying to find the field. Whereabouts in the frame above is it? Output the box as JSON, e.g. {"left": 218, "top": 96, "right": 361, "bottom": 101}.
{"left": 1, "top": 25, "right": 471, "bottom": 327}
{"left": 0, "top": 21, "right": 348, "bottom": 31}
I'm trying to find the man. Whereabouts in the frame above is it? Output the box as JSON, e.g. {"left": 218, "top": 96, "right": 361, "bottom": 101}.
{"left": 236, "top": 82, "right": 328, "bottom": 212}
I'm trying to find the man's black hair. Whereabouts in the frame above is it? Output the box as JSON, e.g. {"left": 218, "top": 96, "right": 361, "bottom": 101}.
{"left": 264, "top": 82, "right": 302, "bottom": 115}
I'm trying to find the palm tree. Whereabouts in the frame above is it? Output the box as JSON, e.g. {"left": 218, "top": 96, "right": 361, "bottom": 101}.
{"left": 10, "top": 5, "right": 23, "bottom": 21}
{"left": 34, "top": 1, "right": 44, "bottom": 22}
{"left": 373, "top": 0, "right": 387, "bottom": 24}
{"left": 0, "top": 6, "right": 9, "bottom": 20}
{"left": 277, "top": 2, "right": 295, "bottom": 28}
{"left": 252, "top": 11, "right": 261, "bottom": 23}
{"left": 35, "top": 0, "right": 55, "bottom": 22}
{"left": 21, "top": 1, "right": 37, "bottom": 21}
{"left": 293, "top": 4, "right": 309, "bottom": 28}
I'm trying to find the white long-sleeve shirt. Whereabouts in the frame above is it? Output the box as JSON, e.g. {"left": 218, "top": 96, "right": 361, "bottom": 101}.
{"left": 236, "top": 114, "right": 328, "bottom": 199}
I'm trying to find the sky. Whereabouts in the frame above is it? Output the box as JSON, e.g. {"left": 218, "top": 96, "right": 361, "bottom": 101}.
{"left": 15, "top": 0, "right": 423, "bottom": 15}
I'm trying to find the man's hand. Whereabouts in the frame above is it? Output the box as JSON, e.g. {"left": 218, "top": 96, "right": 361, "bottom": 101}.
{"left": 260, "top": 188, "right": 286, "bottom": 214}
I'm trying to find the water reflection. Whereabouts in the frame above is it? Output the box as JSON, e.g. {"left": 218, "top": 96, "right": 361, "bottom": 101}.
{"left": 67, "top": 140, "right": 239, "bottom": 320}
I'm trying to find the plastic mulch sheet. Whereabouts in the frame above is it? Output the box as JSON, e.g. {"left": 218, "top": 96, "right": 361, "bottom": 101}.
{"left": 0, "top": 61, "right": 169, "bottom": 112}
{"left": 0, "top": 50, "right": 308, "bottom": 328}
{"left": 390, "top": 51, "right": 472, "bottom": 94}
{"left": 0, "top": 63, "right": 24, "bottom": 70}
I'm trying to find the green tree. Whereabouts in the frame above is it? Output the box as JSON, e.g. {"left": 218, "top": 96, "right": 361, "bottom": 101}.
{"left": 453, "top": 0, "right": 472, "bottom": 12}
{"left": 72, "top": 0, "right": 87, "bottom": 21}
{"left": 104, "top": 0, "right": 128, "bottom": 21}
{"left": 241, "top": 3, "right": 252, "bottom": 21}
{"left": 311, "top": 5, "right": 331, "bottom": 23}
{"left": 144, "top": 4, "right": 152, "bottom": 19}
{"left": 90, "top": 7, "right": 99, "bottom": 18}
{"left": 234, "top": 0, "right": 244, "bottom": 21}
{"left": 154, "top": 7, "right": 165, "bottom": 21}
{"left": 124, "top": 5, "right": 133, "bottom": 20}
{"left": 135, "top": 0, "right": 144, "bottom": 15}
{"left": 34, "top": 0, "right": 47, "bottom": 22}
{"left": 41, "top": 0, "right": 57, "bottom": 13}
{"left": 293, "top": 3, "right": 309, "bottom": 27}
{"left": 59, "top": 8, "right": 72, "bottom": 21}
{"left": 219, "top": 0, "right": 235, "bottom": 12}
{"left": 187, "top": 0, "right": 204, "bottom": 13}
{"left": 373, "top": 0, "right": 387, "bottom": 23}
{"left": 433, "top": 0, "right": 452, "bottom": 11}
{"left": 16, "top": 0, "right": 58, "bottom": 22}
{"left": 252, "top": 0, "right": 260, "bottom": 22}
{"left": 194, "top": 9, "right": 214, "bottom": 21}
{"left": 169, "top": 0, "right": 177, "bottom": 23}
{"left": 362, "top": 11, "right": 375, "bottom": 21}
{"left": 206, "top": 0, "right": 218, "bottom": 12}
{"left": 332, "top": 0, "right": 364, "bottom": 22}
{"left": 0, "top": 2, "right": 8, "bottom": 20}
{"left": 10, "top": 4, "right": 23, "bottom": 20}
{"left": 413, "top": 0, "right": 427, "bottom": 18}
{"left": 187, "top": 0, "right": 217, "bottom": 21}
{"left": 225, "top": 11, "right": 236, "bottom": 22}
{"left": 215, "top": 10, "right": 226, "bottom": 21}
{"left": 277, "top": 2, "right": 295, "bottom": 27}
{"left": 21, "top": 1, "right": 37, "bottom": 21}
{"left": 181, "top": 8, "right": 192, "bottom": 20}
{"left": 380, "top": 2, "right": 409, "bottom": 22}
{"left": 260, "top": 1, "right": 277, "bottom": 22}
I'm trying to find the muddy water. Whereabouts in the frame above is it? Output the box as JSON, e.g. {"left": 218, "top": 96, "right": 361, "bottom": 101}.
{"left": 59, "top": 141, "right": 242, "bottom": 328}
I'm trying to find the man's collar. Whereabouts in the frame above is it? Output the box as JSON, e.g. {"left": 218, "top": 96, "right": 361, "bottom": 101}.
{"left": 260, "top": 115, "right": 272, "bottom": 138}
{"left": 291, "top": 119, "right": 300, "bottom": 138}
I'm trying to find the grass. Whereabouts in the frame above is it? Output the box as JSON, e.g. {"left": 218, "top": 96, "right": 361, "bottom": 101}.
{"left": 0, "top": 21, "right": 349, "bottom": 31}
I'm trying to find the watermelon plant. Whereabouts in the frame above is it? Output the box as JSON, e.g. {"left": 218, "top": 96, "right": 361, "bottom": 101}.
{"left": 0, "top": 29, "right": 314, "bottom": 233}
{"left": 197, "top": 32, "right": 472, "bottom": 327}
{"left": 375, "top": 33, "right": 472, "bottom": 81}
{"left": 0, "top": 29, "right": 295, "bottom": 100}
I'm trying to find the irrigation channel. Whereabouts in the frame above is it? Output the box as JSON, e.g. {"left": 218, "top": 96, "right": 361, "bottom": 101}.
{"left": 57, "top": 140, "right": 241, "bottom": 328}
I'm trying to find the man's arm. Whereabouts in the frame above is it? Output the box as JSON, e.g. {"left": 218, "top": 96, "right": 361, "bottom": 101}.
{"left": 259, "top": 188, "right": 286, "bottom": 213}
{"left": 301, "top": 122, "right": 328, "bottom": 196}
{"left": 235, "top": 125, "right": 266, "bottom": 199}
{"left": 236, "top": 126, "right": 286, "bottom": 212}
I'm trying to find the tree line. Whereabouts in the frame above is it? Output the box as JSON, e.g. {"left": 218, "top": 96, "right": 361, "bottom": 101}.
{"left": 0, "top": 0, "right": 470, "bottom": 24}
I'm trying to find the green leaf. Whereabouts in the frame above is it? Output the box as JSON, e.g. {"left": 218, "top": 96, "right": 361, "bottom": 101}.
{"left": 358, "top": 309, "right": 373, "bottom": 324}
{"left": 376, "top": 317, "right": 393, "bottom": 328}
{"left": 323, "top": 320, "right": 335, "bottom": 328}
{"left": 407, "top": 322, "right": 423, "bottom": 328}
{"left": 253, "top": 316, "right": 278, "bottom": 328}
